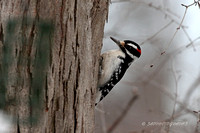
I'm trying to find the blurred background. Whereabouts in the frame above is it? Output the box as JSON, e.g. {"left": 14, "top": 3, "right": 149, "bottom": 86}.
{"left": 95, "top": 0, "right": 200, "bottom": 133}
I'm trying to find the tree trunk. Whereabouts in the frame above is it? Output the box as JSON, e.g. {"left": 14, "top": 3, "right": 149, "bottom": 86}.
{"left": 0, "top": 0, "right": 109, "bottom": 132}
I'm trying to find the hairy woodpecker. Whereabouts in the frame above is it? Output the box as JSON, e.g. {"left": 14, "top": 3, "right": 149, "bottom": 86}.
{"left": 95, "top": 37, "right": 141, "bottom": 105}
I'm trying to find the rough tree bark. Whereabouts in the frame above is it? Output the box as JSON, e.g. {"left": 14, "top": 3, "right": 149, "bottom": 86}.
{"left": 0, "top": 0, "right": 109, "bottom": 133}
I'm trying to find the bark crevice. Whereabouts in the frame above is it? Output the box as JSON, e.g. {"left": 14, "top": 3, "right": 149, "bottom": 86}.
{"left": 74, "top": 0, "right": 77, "bottom": 29}
{"left": 0, "top": 24, "right": 4, "bottom": 43}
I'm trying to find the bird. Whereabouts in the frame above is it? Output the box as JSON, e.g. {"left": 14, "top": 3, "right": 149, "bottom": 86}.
{"left": 95, "top": 37, "right": 141, "bottom": 106}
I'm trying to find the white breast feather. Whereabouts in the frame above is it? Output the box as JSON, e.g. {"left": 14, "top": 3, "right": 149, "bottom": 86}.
{"left": 98, "top": 50, "right": 125, "bottom": 87}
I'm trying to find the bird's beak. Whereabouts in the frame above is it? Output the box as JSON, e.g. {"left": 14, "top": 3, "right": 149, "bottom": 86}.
{"left": 110, "top": 37, "right": 125, "bottom": 47}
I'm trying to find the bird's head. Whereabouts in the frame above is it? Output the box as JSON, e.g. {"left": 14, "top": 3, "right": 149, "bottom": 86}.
{"left": 110, "top": 37, "right": 141, "bottom": 59}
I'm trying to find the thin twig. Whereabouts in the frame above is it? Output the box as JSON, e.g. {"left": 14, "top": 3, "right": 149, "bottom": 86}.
{"left": 162, "top": 0, "right": 199, "bottom": 54}
{"left": 181, "top": 1, "right": 198, "bottom": 8}
{"left": 161, "top": 7, "right": 188, "bottom": 55}
{"left": 107, "top": 94, "right": 139, "bottom": 133}
{"left": 182, "top": 28, "right": 196, "bottom": 51}
{"left": 170, "top": 58, "right": 179, "bottom": 120}
{"left": 140, "top": 21, "right": 173, "bottom": 45}
{"left": 186, "top": 36, "right": 200, "bottom": 48}
{"left": 99, "top": 103, "right": 107, "bottom": 133}
{"left": 113, "top": 1, "right": 182, "bottom": 24}
{"left": 166, "top": 8, "right": 180, "bottom": 19}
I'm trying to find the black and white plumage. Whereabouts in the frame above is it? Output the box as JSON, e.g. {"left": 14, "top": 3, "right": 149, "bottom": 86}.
{"left": 95, "top": 37, "right": 141, "bottom": 106}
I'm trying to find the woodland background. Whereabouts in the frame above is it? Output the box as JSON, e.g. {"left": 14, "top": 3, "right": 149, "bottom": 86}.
{"left": 95, "top": 0, "right": 200, "bottom": 133}
{"left": 0, "top": 0, "right": 200, "bottom": 133}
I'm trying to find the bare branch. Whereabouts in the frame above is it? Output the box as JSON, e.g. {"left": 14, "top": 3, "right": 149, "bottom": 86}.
{"left": 107, "top": 94, "right": 139, "bottom": 133}
{"left": 170, "top": 59, "right": 179, "bottom": 121}
{"left": 99, "top": 104, "right": 107, "bottom": 133}
{"left": 182, "top": 28, "right": 196, "bottom": 51}
{"left": 186, "top": 36, "right": 200, "bottom": 48}
{"left": 162, "top": 0, "right": 200, "bottom": 54}
{"left": 140, "top": 21, "right": 173, "bottom": 45}
{"left": 161, "top": 7, "right": 188, "bottom": 55}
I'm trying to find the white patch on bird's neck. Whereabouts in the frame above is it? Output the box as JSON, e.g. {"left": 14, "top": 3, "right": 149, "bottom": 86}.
{"left": 125, "top": 49, "right": 134, "bottom": 59}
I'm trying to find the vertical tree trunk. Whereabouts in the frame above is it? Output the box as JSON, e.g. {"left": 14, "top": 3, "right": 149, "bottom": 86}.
{"left": 0, "top": 0, "right": 109, "bottom": 132}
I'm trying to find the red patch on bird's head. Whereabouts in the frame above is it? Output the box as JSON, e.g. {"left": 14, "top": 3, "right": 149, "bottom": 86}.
{"left": 137, "top": 49, "right": 141, "bottom": 54}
